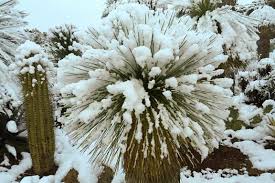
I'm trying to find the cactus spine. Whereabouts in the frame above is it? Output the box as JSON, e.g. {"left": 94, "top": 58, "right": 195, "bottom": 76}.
{"left": 16, "top": 41, "right": 55, "bottom": 175}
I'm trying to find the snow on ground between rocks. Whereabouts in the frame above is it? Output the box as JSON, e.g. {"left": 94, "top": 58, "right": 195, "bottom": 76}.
{"left": 181, "top": 170, "right": 275, "bottom": 183}
{"left": 233, "top": 141, "right": 275, "bottom": 171}
{"left": 0, "top": 153, "right": 32, "bottom": 183}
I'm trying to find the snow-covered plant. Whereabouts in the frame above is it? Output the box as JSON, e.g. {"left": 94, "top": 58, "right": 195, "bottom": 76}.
{"left": 49, "top": 24, "right": 81, "bottom": 62}
{"left": 169, "top": 0, "right": 259, "bottom": 76}
{"left": 199, "top": 9, "right": 259, "bottom": 62}
{"left": 58, "top": 4, "right": 232, "bottom": 182}
{"left": 25, "top": 28, "right": 48, "bottom": 46}
{"left": 249, "top": 5, "right": 275, "bottom": 58}
{"left": 0, "top": 0, "right": 27, "bottom": 65}
{"left": 12, "top": 41, "right": 55, "bottom": 175}
{"left": 0, "top": 61, "right": 21, "bottom": 124}
{"left": 237, "top": 56, "right": 275, "bottom": 107}
{"left": 0, "top": 59, "right": 27, "bottom": 164}
{"left": 189, "top": 0, "right": 217, "bottom": 18}
{"left": 0, "top": 63, "right": 21, "bottom": 117}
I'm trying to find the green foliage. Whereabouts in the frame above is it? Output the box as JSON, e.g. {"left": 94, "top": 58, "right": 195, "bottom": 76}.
{"left": 49, "top": 24, "right": 81, "bottom": 62}
{"left": 190, "top": 0, "right": 217, "bottom": 18}
{"left": 226, "top": 107, "right": 246, "bottom": 130}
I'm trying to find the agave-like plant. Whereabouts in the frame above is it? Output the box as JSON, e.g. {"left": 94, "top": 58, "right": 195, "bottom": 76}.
{"left": 0, "top": 0, "right": 27, "bottom": 65}
{"left": 58, "top": 4, "right": 232, "bottom": 182}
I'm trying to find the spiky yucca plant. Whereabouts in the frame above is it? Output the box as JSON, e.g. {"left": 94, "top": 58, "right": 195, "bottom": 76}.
{"left": 0, "top": 0, "right": 26, "bottom": 65}
{"left": 49, "top": 24, "right": 81, "bottom": 62}
{"left": 175, "top": 0, "right": 259, "bottom": 76}
{"left": 12, "top": 41, "right": 55, "bottom": 175}
{"left": 58, "top": 4, "right": 231, "bottom": 183}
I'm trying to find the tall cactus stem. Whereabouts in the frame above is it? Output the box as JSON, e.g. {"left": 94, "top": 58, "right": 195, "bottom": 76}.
{"left": 20, "top": 63, "right": 55, "bottom": 175}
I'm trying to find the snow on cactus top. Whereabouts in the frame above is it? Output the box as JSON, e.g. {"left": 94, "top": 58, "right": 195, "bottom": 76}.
{"left": 11, "top": 40, "right": 54, "bottom": 76}
{"left": 58, "top": 3, "right": 232, "bottom": 169}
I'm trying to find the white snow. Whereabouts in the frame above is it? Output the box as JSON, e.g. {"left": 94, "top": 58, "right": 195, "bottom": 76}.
{"left": 250, "top": 5, "right": 275, "bottom": 25}
{"left": 165, "top": 77, "right": 178, "bottom": 88}
{"left": 233, "top": 141, "right": 275, "bottom": 170}
{"left": 6, "top": 120, "right": 18, "bottom": 133}
{"left": 132, "top": 46, "right": 152, "bottom": 68}
{"left": 0, "top": 153, "right": 32, "bottom": 183}
{"left": 153, "top": 48, "right": 174, "bottom": 67}
{"left": 181, "top": 170, "right": 275, "bottom": 183}
{"left": 149, "top": 67, "right": 161, "bottom": 78}
{"left": 5, "top": 145, "right": 17, "bottom": 159}
{"left": 11, "top": 40, "right": 54, "bottom": 76}
{"left": 195, "top": 102, "right": 211, "bottom": 114}
{"left": 225, "top": 127, "right": 268, "bottom": 141}
{"left": 162, "top": 90, "right": 173, "bottom": 100}
{"left": 107, "top": 79, "right": 147, "bottom": 114}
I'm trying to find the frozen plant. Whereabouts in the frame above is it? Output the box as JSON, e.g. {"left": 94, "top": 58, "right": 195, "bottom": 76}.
{"left": 58, "top": 3, "right": 232, "bottom": 183}
{"left": 0, "top": 61, "right": 27, "bottom": 164}
{"left": 49, "top": 24, "right": 81, "bottom": 62}
{"left": 238, "top": 56, "right": 275, "bottom": 107}
{"left": 25, "top": 28, "right": 48, "bottom": 46}
{"left": 189, "top": 0, "right": 218, "bottom": 18}
{"left": 0, "top": 0, "right": 27, "bottom": 65}
{"left": 169, "top": 0, "right": 259, "bottom": 76}
{"left": 11, "top": 41, "right": 55, "bottom": 175}
{"left": 249, "top": 4, "right": 275, "bottom": 58}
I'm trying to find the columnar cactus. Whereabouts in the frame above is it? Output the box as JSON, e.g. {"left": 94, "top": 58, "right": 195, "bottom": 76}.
{"left": 12, "top": 41, "right": 55, "bottom": 175}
